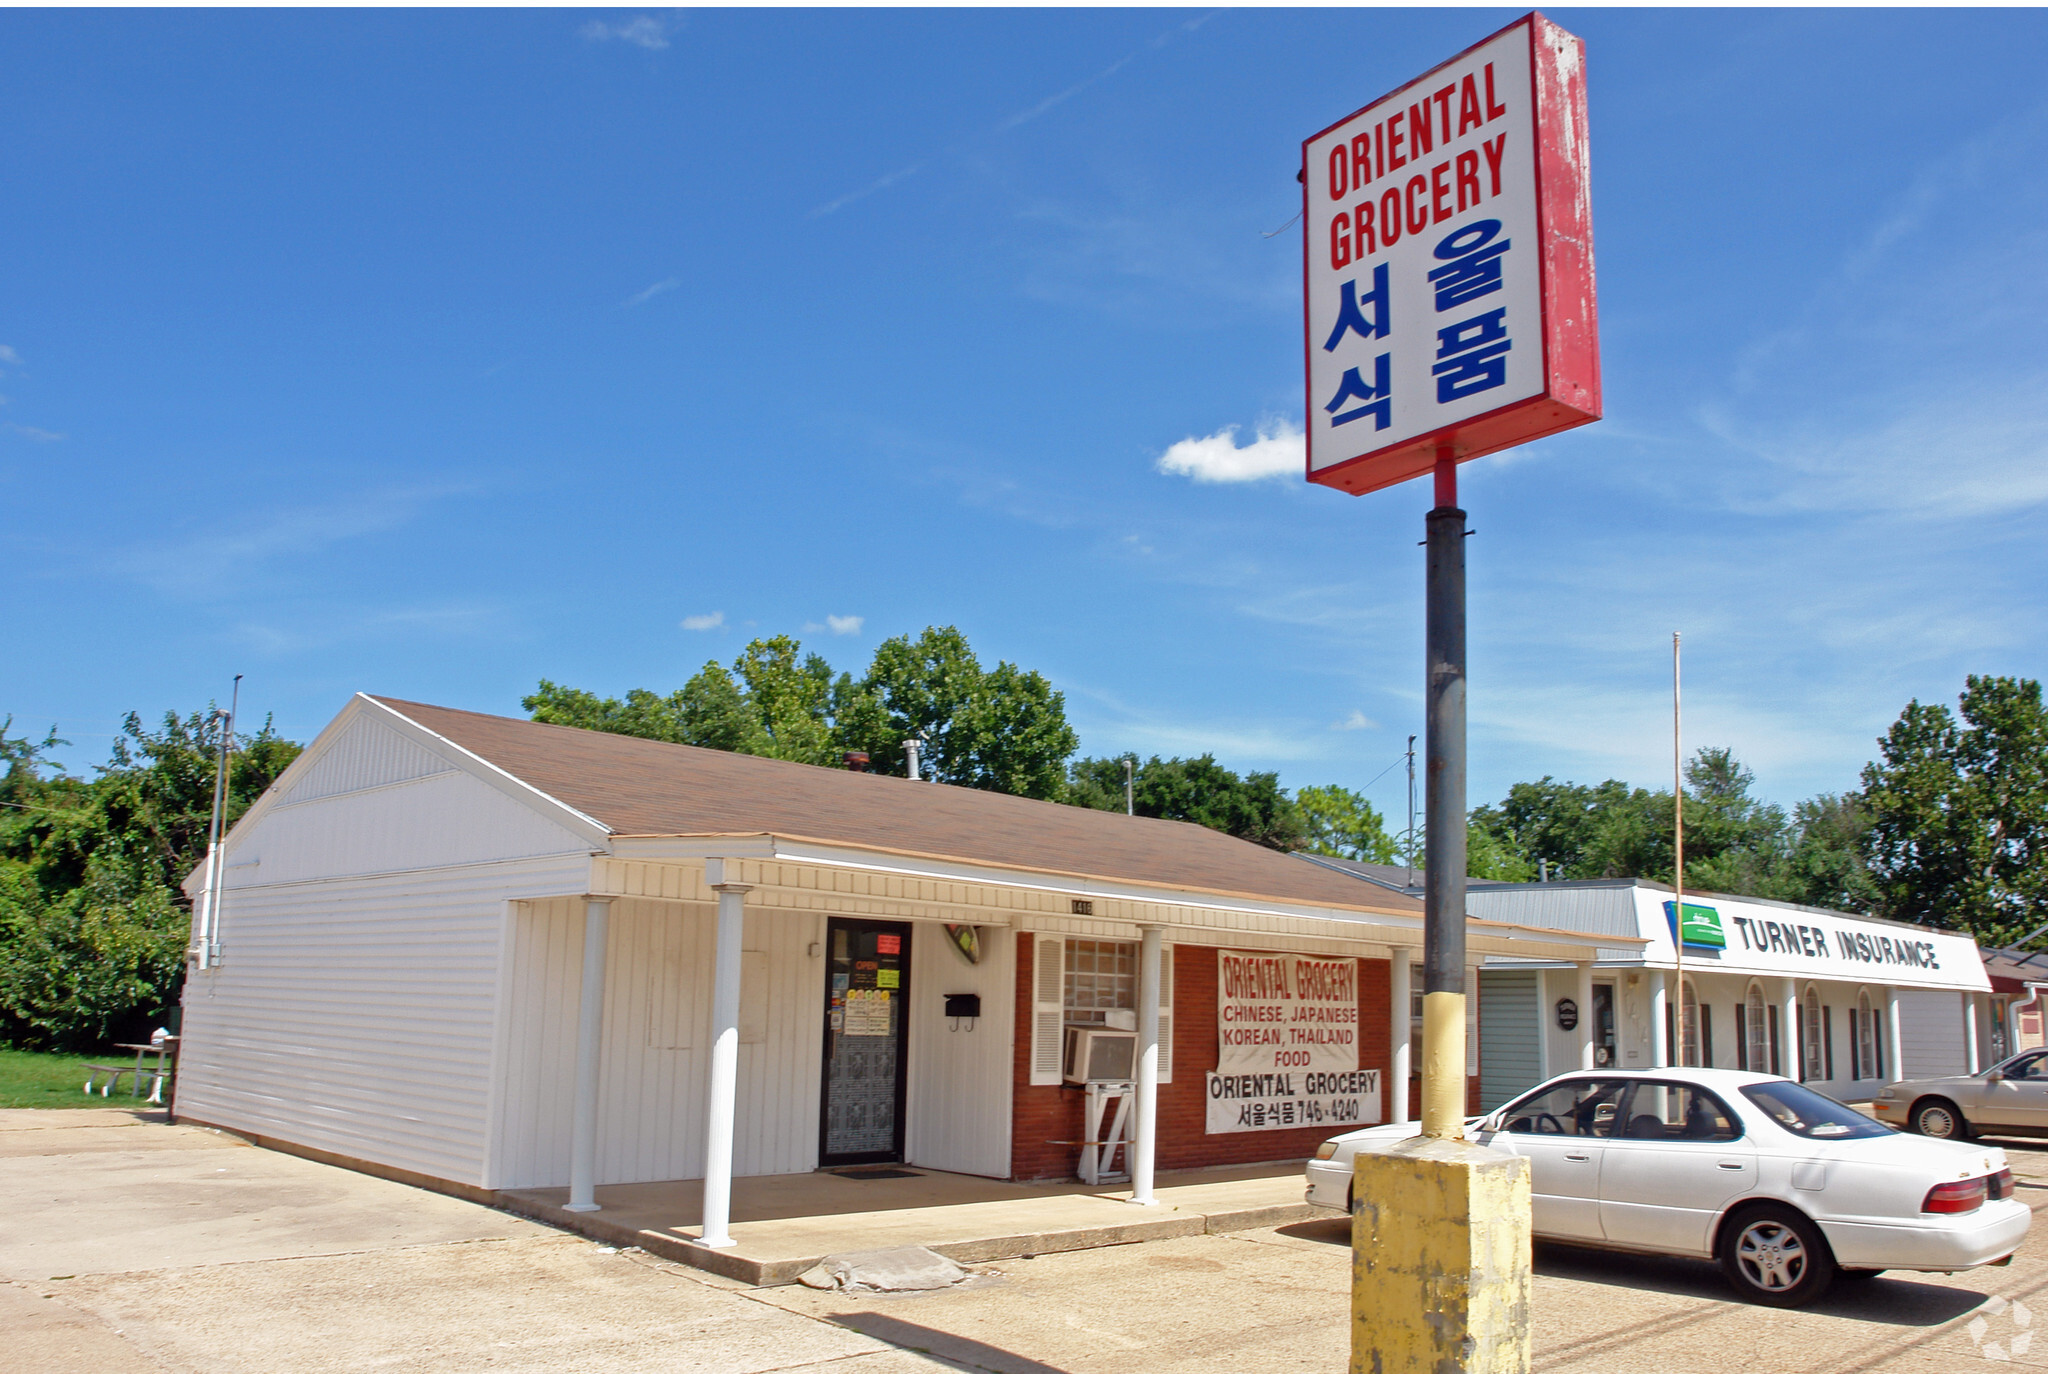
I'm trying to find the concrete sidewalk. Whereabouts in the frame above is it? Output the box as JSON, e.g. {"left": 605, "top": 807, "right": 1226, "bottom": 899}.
{"left": 498, "top": 1161, "right": 1321, "bottom": 1284}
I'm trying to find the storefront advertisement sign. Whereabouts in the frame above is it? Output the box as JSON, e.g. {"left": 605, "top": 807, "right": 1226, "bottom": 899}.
{"left": 1207, "top": 950, "right": 1374, "bottom": 1133}
{"left": 1663, "top": 900, "right": 1727, "bottom": 950}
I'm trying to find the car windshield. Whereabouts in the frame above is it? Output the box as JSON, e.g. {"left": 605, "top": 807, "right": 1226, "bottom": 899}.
{"left": 1741, "top": 1081, "right": 1892, "bottom": 1140}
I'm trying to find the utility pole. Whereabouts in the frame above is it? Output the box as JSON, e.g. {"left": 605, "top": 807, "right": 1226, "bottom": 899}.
{"left": 1404, "top": 734, "right": 1418, "bottom": 890}
{"left": 196, "top": 674, "right": 241, "bottom": 969}
{"left": 1421, "top": 454, "right": 1468, "bottom": 1141}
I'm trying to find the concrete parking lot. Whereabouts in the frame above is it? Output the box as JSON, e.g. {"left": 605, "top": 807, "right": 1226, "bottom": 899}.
{"left": 4, "top": 1106, "right": 2044, "bottom": 1372}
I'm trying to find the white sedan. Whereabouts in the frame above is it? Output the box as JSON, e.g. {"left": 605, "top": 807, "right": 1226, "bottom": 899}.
{"left": 1305, "top": 1067, "right": 2028, "bottom": 1306}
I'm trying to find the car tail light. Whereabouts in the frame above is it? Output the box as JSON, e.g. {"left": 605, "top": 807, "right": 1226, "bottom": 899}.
{"left": 1923, "top": 1178, "right": 1990, "bottom": 1214}
{"left": 1989, "top": 1169, "right": 2016, "bottom": 1201}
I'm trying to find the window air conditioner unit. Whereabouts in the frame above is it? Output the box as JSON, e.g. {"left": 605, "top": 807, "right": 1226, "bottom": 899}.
{"left": 1063, "top": 1027, "right": 1138, "bottom": 1084}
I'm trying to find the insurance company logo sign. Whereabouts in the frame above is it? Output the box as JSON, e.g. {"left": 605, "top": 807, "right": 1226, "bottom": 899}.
{"left": 1207, "top": 950, "right": 1378, "bottom": 1134}
{"left": 1302, "top": 13, "right": 1600, "bottom": 496}
{"left": 1663, "top": 900, "right": 1727, "bottom": 950}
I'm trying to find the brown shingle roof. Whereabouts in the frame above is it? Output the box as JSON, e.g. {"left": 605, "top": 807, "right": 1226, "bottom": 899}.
{"left": 371, "top": 696, "right": 1420, "bottom": 917}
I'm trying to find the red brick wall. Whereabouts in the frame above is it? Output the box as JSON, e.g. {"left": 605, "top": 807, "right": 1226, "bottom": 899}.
{"left": 1009, "top": 935, "right": 1406, "bottom": 1181}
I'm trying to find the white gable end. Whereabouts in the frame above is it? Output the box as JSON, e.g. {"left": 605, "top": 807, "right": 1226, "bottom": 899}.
{"left": 274, "top": 712, "right": 457, "bottom": 805}
{"left": 219, "top": 708, "right": 599, "bottom": 889}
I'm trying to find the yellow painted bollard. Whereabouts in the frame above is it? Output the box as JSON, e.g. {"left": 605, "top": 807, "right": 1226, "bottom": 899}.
{"left": 1350, "top": 1135, "right": 1532, "bottom": 1374}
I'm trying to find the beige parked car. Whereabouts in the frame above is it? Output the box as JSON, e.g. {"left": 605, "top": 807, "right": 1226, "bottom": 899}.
{"left": 1874, "top": 1049, "right": 2048, "bottom": 1140}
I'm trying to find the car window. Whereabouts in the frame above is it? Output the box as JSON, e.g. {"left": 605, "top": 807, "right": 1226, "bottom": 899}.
{"left": 1741, "top": 1081, "right": 1892, "bottom": 1139}
{"left": 1614, "top": 1082, "right": 1743, "bottom": 1142}
{"left": 2001, "top": 1052, "right": 2048, "bottom": 1081}
{"left": 1499, "top": 1079, "right": 1630, "bottom": 1138}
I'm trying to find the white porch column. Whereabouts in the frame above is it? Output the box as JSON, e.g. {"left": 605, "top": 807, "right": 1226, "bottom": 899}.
{"left": 1885, "top": 987, "right": 1905, "bottom": 1083}
{"left": 1781, "top": 979, "right": 1801, "bottom": 1080}
{"left": 700, "top": 868, "right": 750, "bottom": 1249}
{"left": 565, "top": 896, "right": 612, "bottom": 1213}
{"left": 1965, "top": 993, "right": 1982, "bottom": 1074}
{"left": 1388, "top": 955, "right": 1412, "bottom": 1124}
{"left": 1576, "top": 963, "right": 1595, "bottom": 1071}
{"left": 1129, "top": 925, "right": 1164, "bottom": 1206}
{"left": 1650, "top": 971, "right": 1670, "bottom": 1069}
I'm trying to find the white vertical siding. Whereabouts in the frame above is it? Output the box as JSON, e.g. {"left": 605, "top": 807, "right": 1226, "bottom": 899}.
{"left": 906, "top": 924, "right": 1015, "bottom": 1178}
{"left": 1898, "top": 988, "right": 1970, "bottom": 1079}
{"left": 175, "top": 854, "right": 590, "bottom": 1187}
{"left": 490, "top": 897, "right": 827, "bottom": 1190}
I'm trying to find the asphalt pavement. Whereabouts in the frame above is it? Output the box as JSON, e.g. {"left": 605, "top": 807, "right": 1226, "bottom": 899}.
{"left": 3, "top": 1106, "right": 2043, "bottom": 1372}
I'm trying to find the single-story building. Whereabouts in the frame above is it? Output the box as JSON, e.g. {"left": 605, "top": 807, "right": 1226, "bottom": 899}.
{"left": 175, "top": 694, "right": 1617, "bottom": 1241}
{"left": 1443, "top": 878, "right": 1992, "bottom": 1107}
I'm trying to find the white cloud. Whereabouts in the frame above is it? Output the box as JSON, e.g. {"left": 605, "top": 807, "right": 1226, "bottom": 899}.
{"left": 1333, "top": 710, "right": 1376, "bottom": 731}
{"left": 111, "top": 489, "right": 452, "bottom": 596}
{"left": 622, "top": 277, "right": 681, "bottom": 308}
{"left": 579, "top": 16, "right": 673, "bottom": 49}
{"left": 1155, "top": 419, "right": 1304, "bottom": 484}
{"left": 680, "top": 611, "right": 724, "bottom": 632}
{"left": 4, "top": 423, "right": 63, "bottom": 442}
{"left": 0, "top": 345, "right": 20, "bottom": 367}
{"left": 826, "top": 614, "right": 864, "bottom": 636}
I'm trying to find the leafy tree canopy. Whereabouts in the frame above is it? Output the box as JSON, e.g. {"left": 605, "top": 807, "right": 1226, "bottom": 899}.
{"left": 1068, "top": 754, "right": 1305, "bottom": 852}
{"left": 526, "top": 626, "right": 1080, "bottom": 800}
{"left": 0, "top": 710, "right": 300, "bottom": 1050}
{"left": 1861, "top": 675, "right": 2048, "bottom": 944}
{"left": 1296, "top": 784, "right": 1399, "bottom": 864}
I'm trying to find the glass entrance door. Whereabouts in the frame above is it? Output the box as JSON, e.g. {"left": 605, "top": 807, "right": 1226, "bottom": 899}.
{"left": 820, "top": 918, "right": 912, "bottom": 1166}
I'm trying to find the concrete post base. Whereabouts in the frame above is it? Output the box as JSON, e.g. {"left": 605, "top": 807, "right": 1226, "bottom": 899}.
{"left": 1350, "top": 1134, "right": 1532, "bottom": 1374}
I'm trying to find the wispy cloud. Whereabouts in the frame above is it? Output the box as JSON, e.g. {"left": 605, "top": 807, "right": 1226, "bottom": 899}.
{"left": 579, "top": 15, "right": 676, "bottom": 50}
{"left": 111, "top": 488, "right": 460, "bottom": 597}
{"left": 0, "top": 345, "right": 21, "bottom": 368}
{"left": 680, "top": 611, "right": 725, "bottom": 631}
{"left": 1156, "top": 419, "right": 1303, "bottom": 483}
{"left": 1333, "top": 710, "right": 1376, "bottom": 732}
{"left": 228, "top": 600, "right": 519, "bottom": 656}
{"left": 811, "top": 14, "right": 1212, "bottom": 217}
{"left": 622, "top": 277, "right": 681, "bottom": 308}
{"left": 812, "top": 163, "right": 925, "bottom": 219}
{"left": 4, "top": 423, "right": 64, "bottom": 442}
{"left": 826, "top": 614, "right": 863, "bottom": 636}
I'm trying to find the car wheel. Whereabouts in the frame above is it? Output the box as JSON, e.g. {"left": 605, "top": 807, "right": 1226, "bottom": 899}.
{"left": 1718, "top": 1204, "right": 1835, "bottom": 1307}
{"left": 1911, "top": 1097, "right": 1971, "bottom": 1140}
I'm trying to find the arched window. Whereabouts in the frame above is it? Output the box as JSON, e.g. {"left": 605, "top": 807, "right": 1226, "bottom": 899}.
{"left": 1680, "top": 977, "right": 1701, "bottom": 1067}
{"left": 1744, "top": 982, "right": 1770, "bottom": 1074}
{"left": 1856, "top": 990, "right": 1875, "bottom": 1080}
{"left": 1803, "top": 984, "right": 1825, "bottom": 1082}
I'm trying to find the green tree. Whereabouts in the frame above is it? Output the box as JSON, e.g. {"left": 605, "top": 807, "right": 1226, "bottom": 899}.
{"left": 1070, "top": 754, "right": 1304, "bottom": 851}
{"left": 1296, "top": 784, "right": 1399, "bottom": 863}
{"left": 0, "top": 709, "right": 301, "bottom": 1049}
{"left": 524, "top": 626, "right": 1081, "bottom": 800}
{"left": 1861, "top": 675, "right": 2048, "bottom": 944}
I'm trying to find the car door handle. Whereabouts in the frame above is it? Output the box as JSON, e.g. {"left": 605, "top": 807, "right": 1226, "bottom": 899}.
{"left": 1564, "top": 1152, "right": 1591, "bottom": 1162}
{"left": 1718, "top": 1161, "right": 1748, "bottom": 1170}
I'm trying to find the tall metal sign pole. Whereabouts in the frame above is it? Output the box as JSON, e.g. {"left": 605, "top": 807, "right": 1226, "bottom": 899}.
{"left": 1302, "top": 14, "right": 1599, "bottom": 1370}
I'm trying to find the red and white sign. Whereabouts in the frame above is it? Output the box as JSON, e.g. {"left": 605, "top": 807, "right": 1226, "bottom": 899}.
{"left": 1302, "top": 12, "right": 1599, "bottom": 496}
{"left": 1206, "top": 950, "right": 1376, "bottom": 1134}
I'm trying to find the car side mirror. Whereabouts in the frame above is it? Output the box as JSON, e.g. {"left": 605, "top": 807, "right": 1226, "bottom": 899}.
{"left": 1987, "top": 1070, "right": 2005, "bottom": 1084}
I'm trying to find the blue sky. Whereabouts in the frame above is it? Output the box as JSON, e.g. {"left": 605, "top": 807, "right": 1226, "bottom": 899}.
{"left": 5, "top": 7, "right": 2047, "bottom": 827}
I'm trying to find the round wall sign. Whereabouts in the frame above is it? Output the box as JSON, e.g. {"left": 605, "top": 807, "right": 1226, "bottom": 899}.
{"left": 1555, "top": 997, "right": 1579, "bottom": 1031}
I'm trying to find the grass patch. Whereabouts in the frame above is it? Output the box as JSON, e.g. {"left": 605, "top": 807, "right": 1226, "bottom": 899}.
{"left": 0, "top": 1047, "right": 161, "bottom": 1109}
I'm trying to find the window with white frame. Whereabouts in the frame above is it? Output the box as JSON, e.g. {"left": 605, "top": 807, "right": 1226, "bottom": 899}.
{"left": 1744, "top": 982, "right": 1770, "bottom": 1074}
{"left": 1855, "top": 990, "right": 1875, "bottom": 1079}
{"left": 1026, "top": 935, "right": 1173, "bottom": 1086}
{"left": 1802, "top": 984, "right": 1824, "bottom": 1082}
{"left": 1064, "top": 939, "right": 1135, "bottom": 1025}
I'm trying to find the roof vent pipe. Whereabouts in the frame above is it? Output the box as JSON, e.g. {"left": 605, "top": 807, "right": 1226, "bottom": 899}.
{"left": 842, "top": 752, "right": 870, "bottom": 772}
{"left": 904, "top": 737, "right": 922, "bottom": 781}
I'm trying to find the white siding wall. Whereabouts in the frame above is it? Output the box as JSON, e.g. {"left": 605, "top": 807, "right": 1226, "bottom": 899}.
{"left": 490, "top": 897, "right": 828, "bottom": 1190}
{"left": 175, "top": 853, "right": 589, "bottom": 1187}
{"left": 1899, "top": 988, "right": 1971, "bottom": 1079}
{"left": 176, "top": 711, "right": 598, "bottom": 1188}
{"left": 906, "top": 925, "right": 1015, "bottom": 1178}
